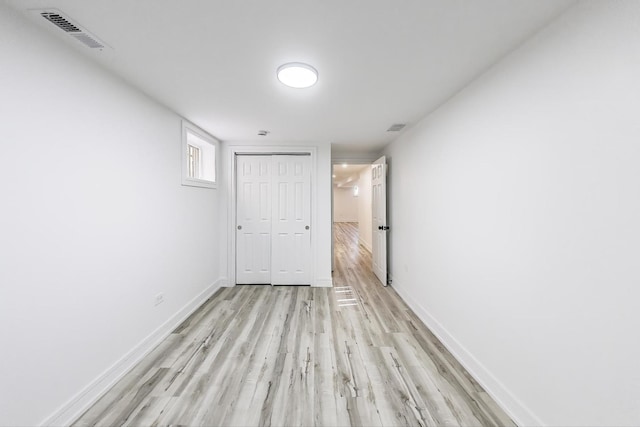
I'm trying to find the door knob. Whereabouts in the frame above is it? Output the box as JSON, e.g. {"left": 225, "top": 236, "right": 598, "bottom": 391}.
{"left": 305, "top": 225, "right": 310, "bottom": 230}
{"left": 237, "top": 225, "right": 242, "bottom": 230}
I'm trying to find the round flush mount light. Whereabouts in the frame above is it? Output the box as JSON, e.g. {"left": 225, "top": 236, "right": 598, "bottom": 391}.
{"left": 277, "top": 62, "right": 318, "bottom": 88}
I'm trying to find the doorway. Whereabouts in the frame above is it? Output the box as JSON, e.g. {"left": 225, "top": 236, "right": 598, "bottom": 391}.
{"left": 235, "top": 154, "right": 312, "bottom": 285}
{"left": 331, "top": 157, "right": 388, "bottom": 286}
{"left": 332, "top": 162, "right": 373, "bottom": 253}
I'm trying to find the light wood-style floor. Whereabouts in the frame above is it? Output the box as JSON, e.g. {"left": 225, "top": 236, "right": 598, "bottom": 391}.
{"left": 73, "top": 222, "right": 515, "bottom": 426}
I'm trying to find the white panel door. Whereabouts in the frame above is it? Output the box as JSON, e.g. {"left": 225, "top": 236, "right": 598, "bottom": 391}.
{"left": 236, "top": 155, "right": 272, "bottom": 284}
{"left": 271, "top": 155, "right": 311, "bottom": 285}
{"left": 372, "top": 155, "right": 388, "bottom": 286}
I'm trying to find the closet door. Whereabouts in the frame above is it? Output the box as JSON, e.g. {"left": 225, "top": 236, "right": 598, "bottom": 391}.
{"left": 236, "top": 155, "right": 272, "bottom": 284}
{"left": 271, "top": 155, "right": 311, "bottom": 285}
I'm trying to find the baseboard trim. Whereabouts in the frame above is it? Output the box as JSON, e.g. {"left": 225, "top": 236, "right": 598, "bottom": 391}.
{"left": 313, "top": 278, "right": 334, "bottom": 287}
{"left": 390, "top": 276, "right": 544, "bottom": 427}
{"left": 40, "top": 278, "right": 225, "bottom": 427}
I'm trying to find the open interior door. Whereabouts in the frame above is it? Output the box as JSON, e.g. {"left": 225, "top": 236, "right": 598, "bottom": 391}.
{"left": 372, "top": 155, "right": 388, "bottom": 286}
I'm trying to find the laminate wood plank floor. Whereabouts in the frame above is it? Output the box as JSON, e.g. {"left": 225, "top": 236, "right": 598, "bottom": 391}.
{"left": 74, "top": 222, "right": 515, "bottom": 427}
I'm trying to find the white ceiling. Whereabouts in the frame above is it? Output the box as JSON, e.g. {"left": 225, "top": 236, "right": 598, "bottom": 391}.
{"left": 333, "top": 164, "right": 368, "bottom": 187}
{"left": 9, "top": 0, "right": 573, "bottom": 153}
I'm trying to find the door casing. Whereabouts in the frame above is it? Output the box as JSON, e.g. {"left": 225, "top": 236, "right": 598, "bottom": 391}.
{"left": 227, "top": 145, "right": 318, "bottom": 287}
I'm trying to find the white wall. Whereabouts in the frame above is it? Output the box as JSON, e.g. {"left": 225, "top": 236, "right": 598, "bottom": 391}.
{"left": 0, "top": 7, "right": 223, "bottom": 426}
{"left": 384, "top": 2, "right": 640, "bottom": 426}
{"left": 333, "top": 186, "right": 359, "bottom": 222}
{"left": 357, "top": 167, "right": 373, "bottom": 251}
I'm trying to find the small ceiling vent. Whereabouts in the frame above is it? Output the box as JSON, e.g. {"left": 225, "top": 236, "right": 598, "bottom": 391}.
{"left": 387, "top": 123, "right": 406, "bottom": 132}
{"left": 41, "top": 12, "right": 80, "bottom": 32}
{"left": 37, "top": 9, "right": 107, "bottom": 50}
{"left": 70, "top": 33, "right": 104, "bottom": 49}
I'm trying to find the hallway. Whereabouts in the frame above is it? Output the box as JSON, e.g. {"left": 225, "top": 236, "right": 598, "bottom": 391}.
{"left": 74, "top": 223, "right": 514, "bottom": 426}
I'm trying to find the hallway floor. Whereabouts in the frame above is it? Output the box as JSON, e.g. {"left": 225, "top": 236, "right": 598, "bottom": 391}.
{"left": 73, "top": 222, "right": 514, "bottom": 426}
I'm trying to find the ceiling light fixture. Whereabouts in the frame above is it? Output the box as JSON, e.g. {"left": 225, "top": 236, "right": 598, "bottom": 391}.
{"left": 277, "top": 62, "right": 318, "bottom": 88}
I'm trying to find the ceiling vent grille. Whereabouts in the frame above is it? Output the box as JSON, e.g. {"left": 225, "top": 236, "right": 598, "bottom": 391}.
{"left": 70, "top": 33, "right": 104, "bottom": 49}
{"left": 41, "top": 12, "right": 80, "bottom": 32}
{"left": 387, "top": 123, "right": 406, "bottom": 132}
{"left": 38, "top": 10, "right": 106, "bottom": 50}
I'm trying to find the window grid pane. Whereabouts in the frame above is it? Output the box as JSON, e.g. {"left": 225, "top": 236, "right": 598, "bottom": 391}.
{"left": 188, "top": 144, "right": 201, "bottom": 178}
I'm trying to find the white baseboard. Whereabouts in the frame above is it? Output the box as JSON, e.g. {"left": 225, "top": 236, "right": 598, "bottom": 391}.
{"left": 40, "top": 278, "right": 225, "bottom": 427}
{"left": 313, "top": 278, "right": 334, "bottom": 287}
{"left": 390, "top": 276, "right": 544, "bottom": 427}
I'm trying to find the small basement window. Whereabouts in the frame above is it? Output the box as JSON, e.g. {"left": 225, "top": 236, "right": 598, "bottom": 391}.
{"left": 181, "top": 121, "right": 218, "bottom": 188}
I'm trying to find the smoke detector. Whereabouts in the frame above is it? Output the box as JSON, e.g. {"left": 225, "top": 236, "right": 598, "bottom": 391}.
{"left": 32, "top": 9, "right": 110, "bottom": 52}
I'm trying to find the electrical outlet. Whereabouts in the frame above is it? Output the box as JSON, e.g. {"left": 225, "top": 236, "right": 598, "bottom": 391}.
{"left": 154, "top": 293, "right": 165, "bottom": 306}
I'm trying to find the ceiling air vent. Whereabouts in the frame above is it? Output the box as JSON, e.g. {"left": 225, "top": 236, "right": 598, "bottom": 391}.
{"left": 38, "top": 10, "right": 106, "bottom": 50}
{"left": 70, "top": 33, "right": 104, "bottom": 49}
{"left": 41, "top": 12, "right": 80, "bottom": 32}
{"left": 386, "top": 123, "right": 406, "bottom": 132}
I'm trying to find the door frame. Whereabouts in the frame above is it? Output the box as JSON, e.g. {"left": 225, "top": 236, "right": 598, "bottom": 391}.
{"left": 227, "top": 144, "right": 318, "bottom": 286}
{"left": 330, "top": 157, "right": 376, "bottom": 271}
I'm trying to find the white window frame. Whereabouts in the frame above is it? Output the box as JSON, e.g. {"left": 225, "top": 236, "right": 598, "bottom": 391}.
{"left": 181, "top": 120, "right": 219, "bottom": 189}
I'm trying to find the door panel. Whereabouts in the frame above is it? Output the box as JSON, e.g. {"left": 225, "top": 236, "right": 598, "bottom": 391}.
{"left": 236, "top": 155, "right": 272, "bottom": 284}
{"left": 271, "top": 155, "right": 311, "bottom": 285}
{"left": 372, "top": 155, "right": 388, "bottom": 286}
{"left": 236, "top": 154, "right": 311, "bottom": 285}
